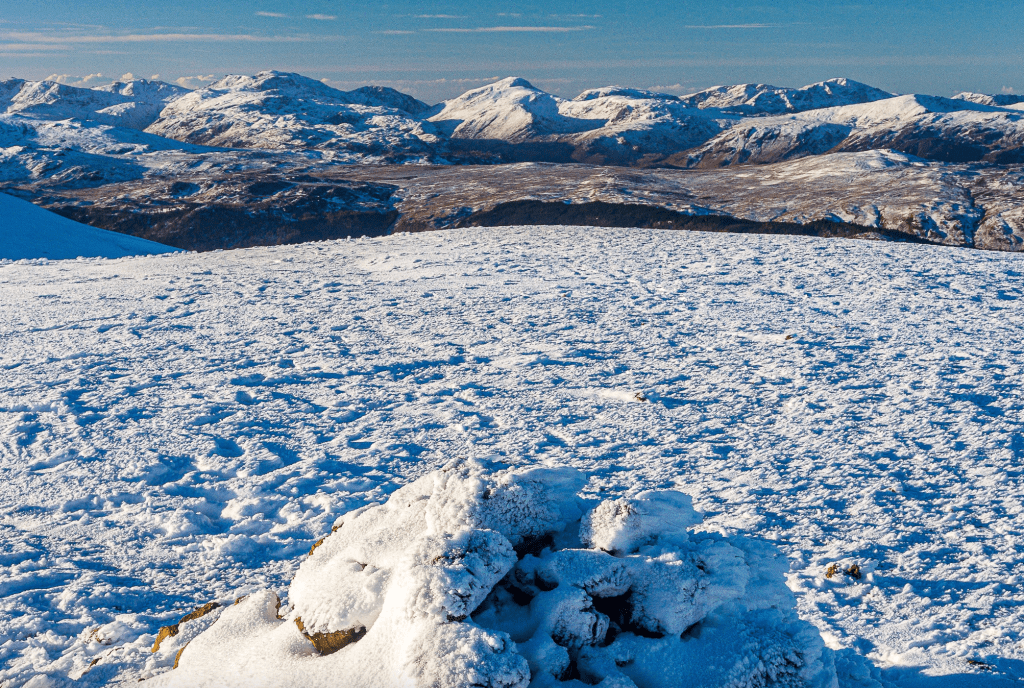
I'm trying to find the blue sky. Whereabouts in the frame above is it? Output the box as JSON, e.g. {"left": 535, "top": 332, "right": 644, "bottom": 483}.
{"left": 1, "top": 1, "right": 1021, "bottom": 102}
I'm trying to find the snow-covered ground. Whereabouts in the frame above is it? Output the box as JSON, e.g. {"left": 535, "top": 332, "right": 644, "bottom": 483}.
{"left": 0, "top": 193, "right": 176, "bottom": 261}
{"left": 1, "top": 226, "right": 1023, "bottom": 686}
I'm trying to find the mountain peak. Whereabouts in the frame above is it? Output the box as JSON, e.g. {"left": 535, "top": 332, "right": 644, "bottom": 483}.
{"left": 573, "top": 86, "right": 680, "bottom": 102}
{"left": 498, "top": 77, "right": 536, "bottom": 90}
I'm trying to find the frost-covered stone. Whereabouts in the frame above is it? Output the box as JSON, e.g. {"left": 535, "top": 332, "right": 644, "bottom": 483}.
{"left": 154, "top": 461, "right": 836, "bottom": 688}
{"left": 580, "top": 490, "right": 701, "bottom": 554}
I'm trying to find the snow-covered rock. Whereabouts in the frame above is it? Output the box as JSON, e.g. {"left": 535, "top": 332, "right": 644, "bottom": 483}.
{"left": 0, "top": 192, "right": 176, "bottom": 260}
{"left": 158, "top": 460, "right": 836, "bottom": 688}
{"left": 679, "top": 78, "right": 895, "bottom": 115}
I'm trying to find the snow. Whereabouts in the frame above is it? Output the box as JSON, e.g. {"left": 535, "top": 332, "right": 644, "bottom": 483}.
{"left": 156, "top": 460, "right": 836, "bottom": 688}
{"left": 429, "top": 77, "right": 595, "bottom": 141}
{"left": 427, "top": 77, "right": 722, "bottom": 163}
{"left": 0, "top": 192, "right": 176, "bottom": 260}
{"left": 1, "top": 226, "right": 1024, "bottom": 686}
{"left": 0, "top": 77, "right": 187, "bottom": 131}
{"left": 688, "top": 93, "right": 1024, "bottom": 167}
{"left": 1, "top": 73, "right": 1022, "bottom": 185}
{"left": 679, "top": 78, "right": 895, "bottom": 115}
{"left": 952, "top": 92, "right": 1024, "bottom": 108}
{"left": 146, "top": 70, "right": 440, "bottom": 158}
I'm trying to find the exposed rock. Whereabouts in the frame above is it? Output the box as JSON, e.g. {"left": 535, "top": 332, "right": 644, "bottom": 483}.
{"left": 151, "top": 602, "right": 221, "bottom": 653}
{"left": 294, "top": 617, "right": 367, "bottom": 655}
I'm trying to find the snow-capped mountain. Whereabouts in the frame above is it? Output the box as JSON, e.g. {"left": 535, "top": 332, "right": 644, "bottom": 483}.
{"left": 685, "top": 93, "right": 1024, "bottom": 167}
{"left": 559, "top": 89, "right": 723, "bottom": 165}
{"left": 953, "top": 91, "right": 1024, "bottom": 108}
{"left": 3, "top": 71, "right": 1024, "bottom": 173}
{"left": 428, "top": 77, "right": 596, "bottom": 140}
{"left": 428, "top": 77, "right": 722, "bottom": 164}
{"left": 678, "top": 77, "right": 895, "bottom": 115}
{"left": 0, "top": 77, "right": 187, "bottom": 130}
{"left": 145, "top": 70, "right": 441, "bottom": 161}
{"left": 2, "top": 70, "right": 1024, "bottom": 253}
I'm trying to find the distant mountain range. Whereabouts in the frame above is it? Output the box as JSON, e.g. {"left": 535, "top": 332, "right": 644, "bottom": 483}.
{"left": 2, "top": 70, "right": 1023, "bottom": 254}
{"left": 3, "top": 70, "right": 1023, "bottom": 179}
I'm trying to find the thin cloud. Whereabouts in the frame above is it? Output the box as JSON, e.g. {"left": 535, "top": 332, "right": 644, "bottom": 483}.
{"left": 256, "top": 11, "right": 288, "bottom": 18}
{"left": 174, "top": 74, "right": 218, "bottom": 89}
{"left": 681, "top": 23, "right": 783, "bottom": 29}
{"left": 44, "top": 72, "right": 105, "bottom": 86}
{"left": 416, "top": 14, "right": 467, "bottom": 19}
{"left": 1001, "top": 86, "right": 1016, "bottom": 94}
{"left": 646, "top": 83, "right": 690, "bottom": 93}
{"left": 0, "top": 42, "right": 67, "bottom": 52}
{"left": 0, "top": 30, "right": 319, "bottom": 45}
{"left": 306, "top": 14, "right": 337, "bottom": 21}
{"left": 425, "top": 25, "right": 596, "bottom": 33}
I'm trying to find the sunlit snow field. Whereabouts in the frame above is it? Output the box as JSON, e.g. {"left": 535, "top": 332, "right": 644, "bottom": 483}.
{"left": 1, "top": 227, "right": 1023, "bottom": 686}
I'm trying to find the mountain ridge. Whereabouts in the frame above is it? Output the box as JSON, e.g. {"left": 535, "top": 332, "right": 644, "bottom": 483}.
{"left": 3, "top": 71, "right": 1023, "bottom": 171}
{"left": 2, "top": 71, "right": 1023, "bottom": 253}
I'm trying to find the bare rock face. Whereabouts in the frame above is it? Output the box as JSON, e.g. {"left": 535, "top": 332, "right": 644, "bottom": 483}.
{"left": 151, "top": 461, "right": 838, "bottom": 688}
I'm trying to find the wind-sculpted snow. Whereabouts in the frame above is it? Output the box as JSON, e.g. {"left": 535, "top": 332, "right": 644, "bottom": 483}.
{"left": 2, "top": 228, "right": 1024, "bottom": 686}
{"left": 154, "top": 460, "right": 836, "bottom": 688}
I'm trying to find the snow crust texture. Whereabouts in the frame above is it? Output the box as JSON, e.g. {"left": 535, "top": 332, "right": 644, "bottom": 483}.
{"left": 2, "top": 227, "right": 1024, "bottom": 686}
{"left": 157, "top": 460, "right": 835, "bottom": 688}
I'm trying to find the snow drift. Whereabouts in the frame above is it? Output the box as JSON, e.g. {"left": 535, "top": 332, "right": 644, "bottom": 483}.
{"left": 0, "top": 192, "right": 176, "bottom": 260}
{"left": 156, "top": 460, "right": 835, "bottom": 688}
